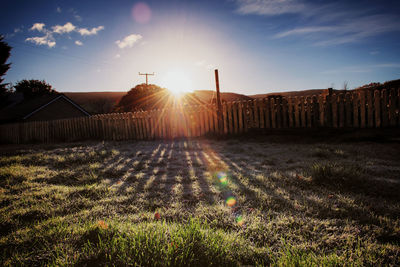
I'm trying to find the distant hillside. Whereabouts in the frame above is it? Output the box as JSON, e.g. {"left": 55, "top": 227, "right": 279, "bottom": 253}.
{"left": 193, "top": 90, "right": 252, "bottom": 103}
{"left": 250, "top": 89, "right": 332, "bottom": 99}
{"left": 64, "top": 92, "right": 126, "bottom": 114}
{"left": 64, "top": 90, "right": 251, "bottom": 114}
{"left": 249, "top": 79, "right": 400, "bottom": 99}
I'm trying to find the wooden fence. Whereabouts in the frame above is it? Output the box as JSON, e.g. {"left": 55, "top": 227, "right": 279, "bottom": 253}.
{"left": 1, "top": 89, "right": 399, "bottom": 144}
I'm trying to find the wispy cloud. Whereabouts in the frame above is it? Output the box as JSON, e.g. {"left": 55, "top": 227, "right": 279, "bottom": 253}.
{"left": 115, "top": 34, "right": 142, "bottom": 49}
{"left": 75, "top": 40, "right": 83, "bottom": 46}
{"left": 274, "top": 26, "right": 336, "bottom": 38}
{"left": 235, "top": 0, "right": 400, "bottom": 46}
{"left": 322, "top": 63, "right": 400, "bottom": 74}
{"left": 78, "top": 26, "right": 104, "bottom": 36}
{"left": 52, "top": 22, "right": 76, "bottom": 34}
{"left": 69, "top": 8, "right": 82, "bottom": 22}
{"left": 56, "top": 7, "right": 62, "bottom": 13}
{"left": 30, "top": 23, "right": 46, "bottom": 32}
{"left": 236, "top": 0, "right": 305, "bottom": 16}
{"left": 6, "top": 27, "right": 23, "bottom": 39}
{"left": 26, "top": 33, "right": 56, "bottom": 48}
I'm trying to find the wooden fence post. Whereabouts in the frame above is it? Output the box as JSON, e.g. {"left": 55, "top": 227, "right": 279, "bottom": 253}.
{"left": 238, "top": 102, "right": 243, "bottom": 133}
{"left": 352, "top": 92, "right": 359, "bottom": 128}
{"left": 306, "top": 96, "right": 312, "bottom": 128}
{"left": 312, "top": 95, "right": 319, "bottom": 127}
{"left": 331, "top": 94, "right": 338, "bottom": 128}
{"left": 276, "top": 97, "right": 282, "bottom": 128}
{"left": 294, "top": 97, "right": 300, "bottom": 128}
{"left": 345, "top": 93, "right": 352, "bottom": 127}
{"left": 338, "top": 94, "right": 345, "bottom": 128}
{"left": 270, "top": 98, "right": 276, "bottom": 128}
{"left": 243, "top": 101, "right": 249, "bottom": 132}
{"left": 288, "top": 97, "right": 294, "bottom": 128}
{"left": 359, "top": 91, "right": 366, "bottom": 128}
{"left": 300, "top": 97, "right": 306, "bottom": 128}
{"left": 389, "top": 89, "right": 397, "bottom": 127}
{"left": 223, "top": 103, "right": 228, "bottom": 135}
{"left": 374, "top": 90, "right": 381, "bottom": 128}
{"left": 367, "top": 90, "right": 374, "bottom": 128}
{"left": 265, "top": 98, "right": 271, "bottom": 128}
{"left": 233, "top": 102, "right": 239, "bottom": 134}
{"left": 381, "top": 89, "right": 389, "bottom": 127}
{"left": 258, "top": 99, "right": 265, "bottom": 129}
{"left": 253, "top": 100, "right": 259, "bottom": 129}
{"left": 282, "top": 98, "right": 288, "bottom": 128}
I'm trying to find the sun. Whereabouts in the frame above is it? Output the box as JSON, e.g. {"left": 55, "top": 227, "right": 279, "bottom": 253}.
{"left": 161, "top": 70, "right": 193, "bottom": 97}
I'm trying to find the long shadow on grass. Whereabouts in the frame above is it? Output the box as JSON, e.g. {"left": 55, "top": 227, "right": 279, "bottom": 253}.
{"left": 219, "top": 148, "right": 400, "bottom": 229}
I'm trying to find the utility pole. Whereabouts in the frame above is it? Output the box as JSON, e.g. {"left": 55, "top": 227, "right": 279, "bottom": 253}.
{"left": 214, "top": 69, "right": 223, "bottom": 135}
{"left": 139, "top": 72, "right": 154, "bottom": 85}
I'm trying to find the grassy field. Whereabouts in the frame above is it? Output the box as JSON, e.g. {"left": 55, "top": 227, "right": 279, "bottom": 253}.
{"left": 1, "top": 134, "right": 400, "bottom": 266}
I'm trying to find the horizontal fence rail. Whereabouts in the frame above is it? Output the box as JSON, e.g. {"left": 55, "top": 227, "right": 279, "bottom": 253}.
{"left": 1, "top": 89, "right": 399, "bottom": 144}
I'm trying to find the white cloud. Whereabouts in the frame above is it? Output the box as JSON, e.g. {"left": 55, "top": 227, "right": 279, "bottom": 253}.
{"left": 236, "top": 0, "right": 305, "bottom": 16}
{"left": 115, "top": 54, "right": 121, "bottom": 58}
{"left": 115, "top": 34, "right": 142, "bottom": 49}
{"left": 30, "top": 23, "right": 46, "bottom": 32}
{"left": 52, "top": 22, "right": 76, "bottom": 34}
{"left": 25, "top": 34, "right": 56, "bottom": 48}
{"left": 75, "top": 40, "right": 83, "bottom": 46}
{"left": 78, "top": 26, "right": 104, "bottom": 36}
{"left": 56, "top": 7, "right": 62, "bottom": 13}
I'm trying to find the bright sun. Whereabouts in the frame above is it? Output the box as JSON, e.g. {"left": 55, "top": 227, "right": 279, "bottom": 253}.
{"left": 161, "top": 70, "right": 193, "bottom": 96}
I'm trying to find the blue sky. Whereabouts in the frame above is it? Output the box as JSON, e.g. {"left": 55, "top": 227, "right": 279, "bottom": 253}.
{"left": 1, "top": 0, "right": 400, "bottom": 94}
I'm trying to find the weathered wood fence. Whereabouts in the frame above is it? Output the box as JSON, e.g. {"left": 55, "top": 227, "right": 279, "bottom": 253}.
{"left": 1, "top": 89, "right": 399, "bottom": 144}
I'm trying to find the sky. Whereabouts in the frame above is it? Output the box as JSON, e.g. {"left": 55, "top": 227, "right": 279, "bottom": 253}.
{"left": 1, "top": 0, "right": 400, "bottom": 95}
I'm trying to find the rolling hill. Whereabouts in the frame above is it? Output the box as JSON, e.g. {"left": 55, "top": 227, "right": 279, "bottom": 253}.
{"left": 64, "top": 90, "right": 252, "bottom": 114}
{"left": 64, "top": 92, "right": 126, "bottom": 114}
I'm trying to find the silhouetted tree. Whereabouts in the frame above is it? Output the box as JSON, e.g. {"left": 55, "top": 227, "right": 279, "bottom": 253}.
{"left": 116, "top": 83, "right": 205, "bottom": 113}
{"left": 14, "top": 79, "right": 58, "bottom": 98}
{"left": 115, "top": 83, "right": 169, "bottom": 112}
{"left": 355, "top": 79, "right": 400, "bottom": 91}
{"left": 0, "top": 35, "right": 12, "bottom": 106}
{"left": 343, "top": 81, "right": 348, "bottom": 91}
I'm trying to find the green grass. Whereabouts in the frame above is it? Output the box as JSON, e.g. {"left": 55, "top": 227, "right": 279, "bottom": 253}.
{"left": 1, "top": 139, "right": 399, "bottom": 266}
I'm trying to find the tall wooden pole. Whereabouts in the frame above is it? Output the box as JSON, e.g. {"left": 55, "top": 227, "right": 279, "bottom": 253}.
{"left": 215, "top": 69, "right": 223, "bottom": 135}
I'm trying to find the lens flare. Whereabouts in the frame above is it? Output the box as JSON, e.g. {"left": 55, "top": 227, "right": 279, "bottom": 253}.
{"left": 236, "top": 215, "right": 244, "bottom": 226}
{"left": 217, "top": 172, "right": 228, "bottom": 186}
{"left": 132, "top": 2, "right": 152, "bottom": 24}
{"left": 226, "top": 196, "right": 236, "bottom": 207}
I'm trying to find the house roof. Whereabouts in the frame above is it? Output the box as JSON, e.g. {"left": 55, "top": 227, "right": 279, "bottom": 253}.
{"left": 0, "top": 93, "right": 90, "bottom": 124}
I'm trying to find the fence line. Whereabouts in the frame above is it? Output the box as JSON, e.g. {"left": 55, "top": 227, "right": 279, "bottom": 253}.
{"left": 1, "top": 89, "right": 399, "bottom": 144}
